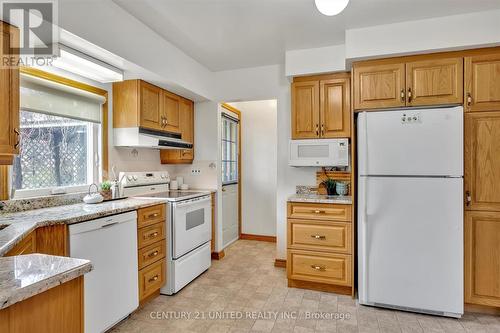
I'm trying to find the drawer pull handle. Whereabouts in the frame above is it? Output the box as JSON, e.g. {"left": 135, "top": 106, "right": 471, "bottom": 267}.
{"left": 147, "top": 232, "right": 159, "bottom": 239}
{"left": 314, "top": 210, "right": 325, "bottom": 214}
{"left": 311, "top": 265, "right": 326, "bottom": 271}
{"left": 148, "top": 213, "right": 159, "bottom": 219}
{"left": 148, "top": 275, "right": 159, "bottom": 283}
{"left": 311, "top": 235, "right": 326, "bottom": 240}
{"left": 148, "top": 251, "right": 159, "bottom": 258}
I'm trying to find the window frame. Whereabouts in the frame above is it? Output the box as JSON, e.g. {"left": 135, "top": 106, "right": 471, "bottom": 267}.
{"left": 221, "top": 113, "right": 239, "bottom": 185}
{"left": 0, "top": 67, "right": 109, "bottom": 200}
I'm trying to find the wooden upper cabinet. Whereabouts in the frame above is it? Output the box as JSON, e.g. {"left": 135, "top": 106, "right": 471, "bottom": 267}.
{"left": 291, "top": 81, "right": 320, "bottom": 139}
{"left": 465, "top": 210, "right": 500, "bottom": 307}
{"left": 353, "top": 62, "right": 406, "bottom": 110}
{"left": 320, "top": 77, "right": 351, "bottom": 138}
{"left": 160, "top": 98, "right": 194, "bottom": 164}
{"left": 139, "top": 81, "right": 162, "bottom": 131}
{"left": 465, "top": 53, "right": 500, "bottom": 112}
{"left": 406, "top": 58, "right": 463, "bottom": 106}
{"left": 465, "top": 112, "right": 500, "bottom": 212}
{"left": 0, "top": 22, "right": 20, "bottom": 162}
{"left": 161, "top": 91, "right": 181, "bottom": 133}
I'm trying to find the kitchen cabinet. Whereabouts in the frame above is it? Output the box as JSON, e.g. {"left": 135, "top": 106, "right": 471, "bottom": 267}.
{"left": 160, "top": 98, "right": 195, "bottom": 164}
{"left": 291, "top": 73, "right": 351, "bottom": 139}
{"left": 113, "top": 79, "right": 190, "bottom": 135}
{"left": 464, "top": 112, "right": 500, "bottom": 212}
{"left": 136, "top": 204, "right": 166, "bottom": 305}
{"left": 465, "top": 211, "right": 500, "bottom": 307}
{"left": 353, "top": 57, "right": 463, "bottom": 110}
{"left": 4, "top": 225, "right": 68, "bottom": 257}
{"left": 0, "top": 21, "right": 20, "bottom": 165}
{"left": 465, "top": 53, "right": 500, "bottom": 112}
{"left": 5, "top": 231, "right": 36, "bottom": 256}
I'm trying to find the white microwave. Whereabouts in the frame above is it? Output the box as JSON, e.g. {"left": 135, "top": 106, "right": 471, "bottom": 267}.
{"left": 289, "top": 139, "right": 349, "bottom": 167}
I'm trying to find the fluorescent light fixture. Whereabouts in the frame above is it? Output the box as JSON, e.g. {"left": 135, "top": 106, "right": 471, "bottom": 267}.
{"left": 315, "top": 0, "right": 349, "bottom": 16}
{"left": 52, "top": 44, "right": 124, "bottom": 83}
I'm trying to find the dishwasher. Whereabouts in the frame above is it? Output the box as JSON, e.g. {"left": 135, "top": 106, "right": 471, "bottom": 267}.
{"left": 69, "top": 211, "right": 139, "bottom": 333}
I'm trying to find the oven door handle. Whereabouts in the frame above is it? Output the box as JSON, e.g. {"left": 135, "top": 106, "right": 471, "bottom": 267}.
{"left": 174, "top": 195, "right": 211, "bottom": 208}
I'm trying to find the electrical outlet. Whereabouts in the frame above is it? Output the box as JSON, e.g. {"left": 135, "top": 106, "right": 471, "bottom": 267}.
{"left": 191, "top": 169, "right": 201, "bottom": 176}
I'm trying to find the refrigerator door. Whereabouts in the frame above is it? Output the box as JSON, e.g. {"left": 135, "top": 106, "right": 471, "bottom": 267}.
{"left": 357, "top": 106, "right": 463, "bottom": 176}
{"left": 358, "top": 176, "right": 463, "bottom": 316}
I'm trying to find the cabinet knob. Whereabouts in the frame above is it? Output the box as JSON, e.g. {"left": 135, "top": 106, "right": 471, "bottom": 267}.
{"left": 466, "top": 191, "right": 472, "bottom": 206}
{"left": 148, "top": 251, "right": 159, "bottom": 258}
{"left": 315, "top": 124, "right": 319, "bottom": 136}
{"left": 321, "top": 124, "right": 325, "bottom": 137}
{"left": 311, "top": 265, "right": 326, "bottom": 271}
{"left": 13, "top": 128, "right": 20, "bottom": 149}
{"left": 408, "top": 88, "right": 413, "bottom": 103}
{"left": 148, "top": 275, "right": 159, "bottom": 283}
{"left": 467, "top": 93, "right": 473, "bottom": 108}
{"left": 311, "top": 234, "right": 326, "bottom": 240}
{"left": 400, "top": 89, "right": 405, "bottom": 102}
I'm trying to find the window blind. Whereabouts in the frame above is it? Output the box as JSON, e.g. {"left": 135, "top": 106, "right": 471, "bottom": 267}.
{"left": 20, "top": 74, "right": 106, "bottom": 123}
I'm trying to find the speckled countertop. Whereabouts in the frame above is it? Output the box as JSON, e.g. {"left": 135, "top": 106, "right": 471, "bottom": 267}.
{"left": 0, "top": 254, "right": 92, "bottom": 310}
{"left": 288, "top": 194, "right": 352, "bottom": 205}
{"left": 0, "top": 197, "right": 166, "bottom": 257}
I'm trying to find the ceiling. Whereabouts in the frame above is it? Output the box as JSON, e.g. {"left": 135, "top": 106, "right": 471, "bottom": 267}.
{"left": 113, "top": 0, "right": 500, "bottom": 71}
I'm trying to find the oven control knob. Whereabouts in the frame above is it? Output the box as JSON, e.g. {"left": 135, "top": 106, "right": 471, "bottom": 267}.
{"left": 127, "top": 176, "right": 133, "bottom": 181}
{"left": 133, "top": 175, "right": 138, "bottom": 181}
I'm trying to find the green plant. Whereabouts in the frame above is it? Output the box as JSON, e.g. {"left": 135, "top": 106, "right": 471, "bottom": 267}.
{"left": 322, "top": 178, "right": 336, "bottom": 195}
{"left": 100, "top": 180, "right": 112, "bottom": 191}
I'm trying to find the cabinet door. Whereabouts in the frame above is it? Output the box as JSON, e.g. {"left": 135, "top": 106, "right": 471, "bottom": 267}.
{"left": 0, "top": 22, "right": 19, "bottom": 158}
{"left": 139, "top": 81, "right": 162, "bottom": 130}
{"left": 465, "top": 54, "right": 500, "bottom": 112}
{"left": 465, "top": 112, "right": 500, "bottom": 211}
{"left": 406, "top": 58, "right": 463, "bottom": 106}
{"left": 353, "top": 62, "right": 406, "bottom": 110}
{"left": 320, "top": 78, "right": 350, "bottom": 138}
{"left": 161, "top": 91, "right": 181, "bottom": 133}
{"left": 291, "top": 81, "right": 320, "bottom": 139}
{"left": 179, "top": 98, "right": 194, "bottom": 161}
{"left": 465, "top": 211, "right": 500, "bottom": 307}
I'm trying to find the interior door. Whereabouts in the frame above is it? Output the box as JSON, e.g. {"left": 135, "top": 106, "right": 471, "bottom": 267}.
{"left": 320, "top": 77, "right": 351, "bottom": 138}
{"left": 465, "top": 112, "right": 500, "bottom": 211}
{"left": 406, "top": 58, "right": 463, "bottom": 107}
{"left": 353, "top": 62, "right": 406, "bottom": 110}
{"left": 291, "top": 80, "right": 320, "bottom": 139}
{"left": 465, "top": 210, "right": 500, "bottom": 307}
{"left": 139, "top": 81, "right": 161, "bottom": 131}
{"left": 358, "top": 176, "right": 463, "bottom": 314}
{"left": 465, "top": 53, "right": 500, "bottom": 112}
{"left": 222, "top": 184, "right": 239, "bottom": 247}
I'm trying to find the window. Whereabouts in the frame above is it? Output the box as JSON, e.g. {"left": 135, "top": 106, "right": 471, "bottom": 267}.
{"left": 11, "top": 74, "right": 105, "bottom": 198}
{"left": 221, "top": 114, "right": 239, "bottom": 185}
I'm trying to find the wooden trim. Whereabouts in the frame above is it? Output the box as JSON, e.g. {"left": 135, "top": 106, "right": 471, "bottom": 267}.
{"left": 211, "top": 250, "right": 225, "bottom": 260}
{"left": 221, "top": 103, "right": 242, "bottom": 238}
{"left": 240, "top": 233, "right": 276, "bottom": 243}
{"left": 293, "top": 71, "right": 351, "bottom": 83}
{"left": 288, "top": 279, "right": 352, "bottom": 295}
{"left": 274, "top": 259, "right": 286, "bottom": 268}
{"left": 0, "top": 165, "right": 8, "bottom": 200}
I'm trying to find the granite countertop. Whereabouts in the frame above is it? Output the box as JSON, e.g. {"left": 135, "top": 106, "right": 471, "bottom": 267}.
{"left": 0, "top": 197, "right": 166, "bottom": 257}
{"left": 0, "top": 254, "right": 92, "bottom": 310}
{"left": 288, "top": 193, "right": 352, "bottom": 204}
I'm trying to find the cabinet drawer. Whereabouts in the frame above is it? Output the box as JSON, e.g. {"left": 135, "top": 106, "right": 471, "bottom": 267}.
{"left": 138, "top": 240, "right": 166, "bottom": 270}
{"left": 138, "top": 222, "right": 165, "bottom": 249}
{"left": 288, "top": 219, "right": 351, "bottom": 253}
{"left": 287, "top": 202, "right": 351, "bottom": 222}
{"left": 139, "top": 259, "right": 165, "bottom": 301}
{"left": 137, "top": 204, "right": 166, "bottom": 228}
{"left": 287, "top": 249, "right": 352, "bottom": 286}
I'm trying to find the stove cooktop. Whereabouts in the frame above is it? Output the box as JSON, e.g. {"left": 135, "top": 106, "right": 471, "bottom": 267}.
{"left": 148, "top": 191, "right": 207, "bottom": 199}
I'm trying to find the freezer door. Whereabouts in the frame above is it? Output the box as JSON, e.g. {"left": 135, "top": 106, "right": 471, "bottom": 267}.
{"left": 357, "top": 107, "right": 463, "bottom": 176}
{"left": 358, "top": 176, "right": 463, "bottom": 316}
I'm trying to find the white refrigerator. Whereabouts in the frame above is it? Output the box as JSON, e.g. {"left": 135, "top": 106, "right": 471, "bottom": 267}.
{"left": 357, "top": 106, "right": 464, "bottom": 318}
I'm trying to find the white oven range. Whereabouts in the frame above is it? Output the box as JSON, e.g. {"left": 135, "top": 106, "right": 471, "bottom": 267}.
{"left": 120, "top": 171, "right": 212, "bottom": 295}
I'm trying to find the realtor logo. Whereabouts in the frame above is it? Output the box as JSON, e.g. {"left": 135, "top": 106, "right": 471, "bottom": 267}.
{"left": 1, "top": 0, "right": 58, "bottom": 55}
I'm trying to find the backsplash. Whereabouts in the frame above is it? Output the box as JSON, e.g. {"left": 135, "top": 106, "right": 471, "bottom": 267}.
{"left": 0, "top": 192, "right": 86, "bottom": 214}
{"left": 295, "top": 185, "right": 317, "bottom": 195}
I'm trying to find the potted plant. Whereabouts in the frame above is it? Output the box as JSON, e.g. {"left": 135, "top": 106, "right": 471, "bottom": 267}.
{"left": 322, "top": 178, "right": 336, "bottom": 196}
{"left": 100, "top": 180, "right": 113, "bottom": 200}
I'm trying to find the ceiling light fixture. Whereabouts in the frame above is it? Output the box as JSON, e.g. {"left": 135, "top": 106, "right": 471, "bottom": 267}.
{"left": 315, "top": 0, "right": 349, "bottom": 16}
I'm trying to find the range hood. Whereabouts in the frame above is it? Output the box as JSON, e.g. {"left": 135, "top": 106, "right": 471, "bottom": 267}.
{"left": 114, "top": 127, "right": 193, "bottom": 150}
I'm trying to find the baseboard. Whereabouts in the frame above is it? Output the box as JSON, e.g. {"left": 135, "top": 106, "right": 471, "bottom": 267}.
{"left": 274, "top": 259, "right": 286, "bottom": 268}
{"left": 211, "top": 250, "right": 225, "bottom": 260}
{"left": 465, "top": 303, "right": 500, "bottom": 315}
{"left": 240, "top": 233, "right": 276, "bottom": 243}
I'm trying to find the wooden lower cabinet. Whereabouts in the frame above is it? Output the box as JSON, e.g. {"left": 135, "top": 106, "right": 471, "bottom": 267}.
{"left": 0, "top": 276, "right": 84, "bottom": 333}
{"left": 137, "top": 205, "right": 167, "bottom": 305}
{"left": 465, "top": 211, "right": 500, "bottom": 307}
{"left": 5, "top": 231, "right": 36, "bottom": 256}
{"left": 4, "top": 225, "right": 68, "bottom": 257}
{"left": 286, "top": 202, "right": 353, "bottom": 295}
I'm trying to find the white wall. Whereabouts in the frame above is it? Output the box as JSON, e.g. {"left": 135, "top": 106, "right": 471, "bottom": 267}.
{"left": 345, "top": 9, "right": 500, "bottom": 61}
{"left": 228, "top": 100, "right": 278, "bottom": 237}
{"left": 285, "top": 44, "right": 347, "bottom": 77}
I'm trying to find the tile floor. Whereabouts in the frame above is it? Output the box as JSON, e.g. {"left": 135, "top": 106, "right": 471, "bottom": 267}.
{"left": 111, "top": 240, "right": 500, "bottom": 333}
